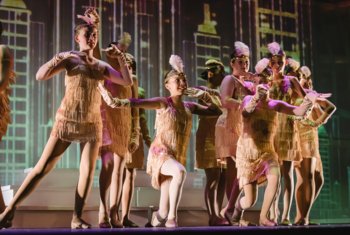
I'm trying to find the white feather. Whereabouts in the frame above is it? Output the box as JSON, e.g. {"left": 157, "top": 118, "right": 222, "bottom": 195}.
{"left": 287, "top": 58, "right": 300, "bottom": 70}
{"left": 267, "top": 42, "right": 281, "bottom": 55}
{"left": 234, "top": 41, "right": 250, "bottom": 57}
{"left": 300, "top": 66, "right": 311, "bottom": 78}
{"left": 169, "top": 54, "right": 184, "bottom": 73}
{"left": 255, "top": 58, "right": 270, "bottom": 74}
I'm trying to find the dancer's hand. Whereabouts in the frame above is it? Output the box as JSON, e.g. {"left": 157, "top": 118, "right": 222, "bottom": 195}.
{"left": 97, "top": 83, "right": 130, "bottom": 108}
{"left": 77, "top": 7, "right": 100, "bottom": 27}
{"left": 184, "top": 87, "right": 208, "bottom": 99}
{"left": 101, "top": 44, "right": 123, "bottom": 59}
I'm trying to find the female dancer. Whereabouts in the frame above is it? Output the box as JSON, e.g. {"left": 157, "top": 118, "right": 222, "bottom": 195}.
{"left": 0, "top": 21, "right": 15, "bottom": 216}
{"left": 234, "top": 58, "right": 320, "bottom": 226}
{"left": 267, "top": 42, "right": 305, "bottom": 225}
{"left": 215, "top": 41, "right": 254, "bottom": 225}
{"left": 294, "top": 66, "right": 336, "bottom": 225}
{"left": 98, "top": 54, "right": 222, "bottom": 227}
{"left": 0, "top": 10, "right": 132, "bottom": 229}
{"left": 196, "top": 59, "right": 227, "bottom": 226}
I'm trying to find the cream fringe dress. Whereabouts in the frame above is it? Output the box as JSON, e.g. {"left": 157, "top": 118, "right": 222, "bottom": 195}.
{"left": 51, "top": 60, "right": 104, "bottom": 143}
{"left": 0, "top": 45, "right": 15, "bottom": 141}
{"left": 215, "top": 75, "right": 254, "bottom": 164}
{"left": 269, "top": 76, "right": 300, "bottom": 162}
{"left": 236, "top": 106, "right": 280, "bottom": 187}
{"left": 146, "top": 97, "right": 192, "bottom": 190}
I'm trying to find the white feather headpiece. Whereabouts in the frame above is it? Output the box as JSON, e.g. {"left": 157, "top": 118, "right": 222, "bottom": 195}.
{"left": 169, "top": 54, "right": 184, "bottom": 73}
{"left": 255, "top": 58, "right": 270, "bottom": 74}
{"left": 300, "top": 66, "right": 311, "bottom": 78}
{"left": 267, "top": 42, "right": 282, "bottom": 55}
{"left": 287, "top": 58, "right": 300, "bottom": 71}
{"left": 234, "top": 41, "right": 250, "bottom": 57}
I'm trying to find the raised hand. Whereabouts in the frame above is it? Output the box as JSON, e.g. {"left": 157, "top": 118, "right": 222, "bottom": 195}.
{"left": 184, "top": 87, "right": 207, "bottom": 99}
{"left": 77, "top": 7, "right": 100, "bottom": 27}
{"left": 101, "top": 44, "right": 123, "bottom": 59}
{"left": 255, "top": 84, "right": 269, "bottom": 100}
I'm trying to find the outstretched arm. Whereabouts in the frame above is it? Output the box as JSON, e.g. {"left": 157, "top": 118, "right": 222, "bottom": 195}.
{"left": 268, "top": 92, "right": 318, "bottom": 117}
{"left": 98, "top": 82, "right": 166, "bottom": 110}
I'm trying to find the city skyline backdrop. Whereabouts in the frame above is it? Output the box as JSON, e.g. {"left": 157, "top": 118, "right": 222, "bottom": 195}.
{"left": 0, "top": 0, "right": 349, "bottom": 222}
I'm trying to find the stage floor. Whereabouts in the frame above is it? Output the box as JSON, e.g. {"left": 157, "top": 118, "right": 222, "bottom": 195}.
{"left": 1, "top": 224, "right": 350, "bottom": 235}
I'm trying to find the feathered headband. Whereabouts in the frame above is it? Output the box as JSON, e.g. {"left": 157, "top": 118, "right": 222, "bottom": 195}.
{"left": 255, "top": 58, "right": 271, "bottom": 81}
{"left": 234, "top": 41, "right": 250, "bottom": 57}
{"left": 255, "top": 58, "right": 270, "bottom": 75}
{"left": 287, "top": 58, "right": 300, "bottom": 71}
{"left": 165, "top": 54, "right": 185, "bottom": 83}
{"left": 267, "top": 42, "right": 285, "bottom": 57}
{"left": 300, "top": 66, "right": 311, "bottom": 78}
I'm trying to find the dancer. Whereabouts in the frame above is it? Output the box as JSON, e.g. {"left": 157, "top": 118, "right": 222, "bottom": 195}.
{"left": 196, "top": 59, "right": 228, "bottom": 226}
{"left": 216, "top": 41, "right": 254, "bottom": 225}
{"left": 96, "top": 33, "right": 140, "bottom": 228}
{"left": 98, "top": 54, "right": 222, "bottom": 228}
{"left": 0, "top": 9, "right": 133, "bottom": 229}
{"left": 234, "top": 59, "right": 320, "bottom": 227}
{"left": 118, "top": 53, "right": 149, "bottom": 228}
{"left": 267, "top": 42, "right": 306, "bottom": 225}
{"left": 294, "top": 66, "right": 336, "bottom": 225}
{"left": 0, "top": 21, "right": 15, "bottom": 217}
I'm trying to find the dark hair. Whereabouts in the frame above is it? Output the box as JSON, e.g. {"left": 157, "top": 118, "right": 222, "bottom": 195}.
{"left": 0, "top": 21, "right": 2, "bottom": 37}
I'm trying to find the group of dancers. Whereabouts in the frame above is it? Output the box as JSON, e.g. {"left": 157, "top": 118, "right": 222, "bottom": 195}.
{"left": 0, "top": 8, "right": 336, "bottom": 229}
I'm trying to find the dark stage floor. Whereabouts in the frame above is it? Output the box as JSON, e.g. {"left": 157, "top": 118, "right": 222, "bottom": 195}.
{"left": 1, "top": 224, "right": 350, "bottom": 235}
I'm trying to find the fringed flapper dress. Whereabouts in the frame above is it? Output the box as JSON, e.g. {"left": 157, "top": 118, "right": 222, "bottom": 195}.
{"left": 0, "top": 45, "right": 15, "bottom": 141}
{"left": 236, "top": 105, "right": 280, "bottom": 187}
{"left": 127, "top": 86, "right": 149, "bottom": 169}
{"left": 100, "top": 79, "right": 132, "bottom": 162}
{"left": 146, "top": 97, "right": 192, "bottom": 189}
{"left": 196, "top": 98, "right": 221, "bottom": 169}
{"left": 269, "top": 77, "right": 300, "bottom": 162}
{"left": 215, "top": 76, "right": 253, "bottom": 163}
{"left": 295, "top": 98, "right": 322, "bottom": 172}
{"left": 51, "top": 58, "right": 105, "bottom": 143}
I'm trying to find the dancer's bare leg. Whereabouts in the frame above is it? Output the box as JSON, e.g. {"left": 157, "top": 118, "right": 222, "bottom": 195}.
{"left": 160, "top": 158, "right": 186, "bottom": 227}
{"left": 306, "top": 162, "right": 324, "bottom": 223}
{"left": 121, "top": 168, "right": 137, "bottom": 225}
{"left": 109, "top": 154, "right": 126, "bottom": 227}
{"left": 294, "top": 166, "right": 304, "bottom": 223}
{"left": 98, "top": 150, "right": 114, "bottom": 226}
{"left": 221, "top": 157, "right": 240, "bottom": 221}
{"left": 260, "top": 170, "right": 280, "bottom": 226}
{"left": 71, "top": 140, "right": 100, "bottom": 229}
{"left": 281, "top": 160, "right": 294, "bottom": 224}
{"left": 297, "top": 158, "right": 316, "bottom": 225}
{"left": 0, "top": 136, "right": 70, "bottom": 226}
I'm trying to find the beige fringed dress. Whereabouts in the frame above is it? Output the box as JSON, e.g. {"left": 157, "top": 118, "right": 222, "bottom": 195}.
{"left": 215, "top": 76, "right": 253, "bottom": 163}
{"left": 196, "top": 98, "right": 220, "bottom": 169}
{"left": 51, "top": 61, "right": 104, "bottom": 143}
{"left": 294, "top": 98, "right": 322, "bottom": 172}
{"left": 269, "top": 77, "right": 300, "bottom": 162}
{"left": 146, "top": 97, "right": 192, "bottom": 190}
{"left": 236, "top": 106, "right": 280, "bottom": 187}
{"left": 0, "top": 45, "right": 15, "bottom": 141}
{"left": 100, "top": 79, "right": 132, "bottom": 161}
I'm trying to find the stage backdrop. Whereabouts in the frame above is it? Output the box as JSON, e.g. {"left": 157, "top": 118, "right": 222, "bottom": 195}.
{"left": 0, "top": 0, "right": 349, "bottom": 222}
